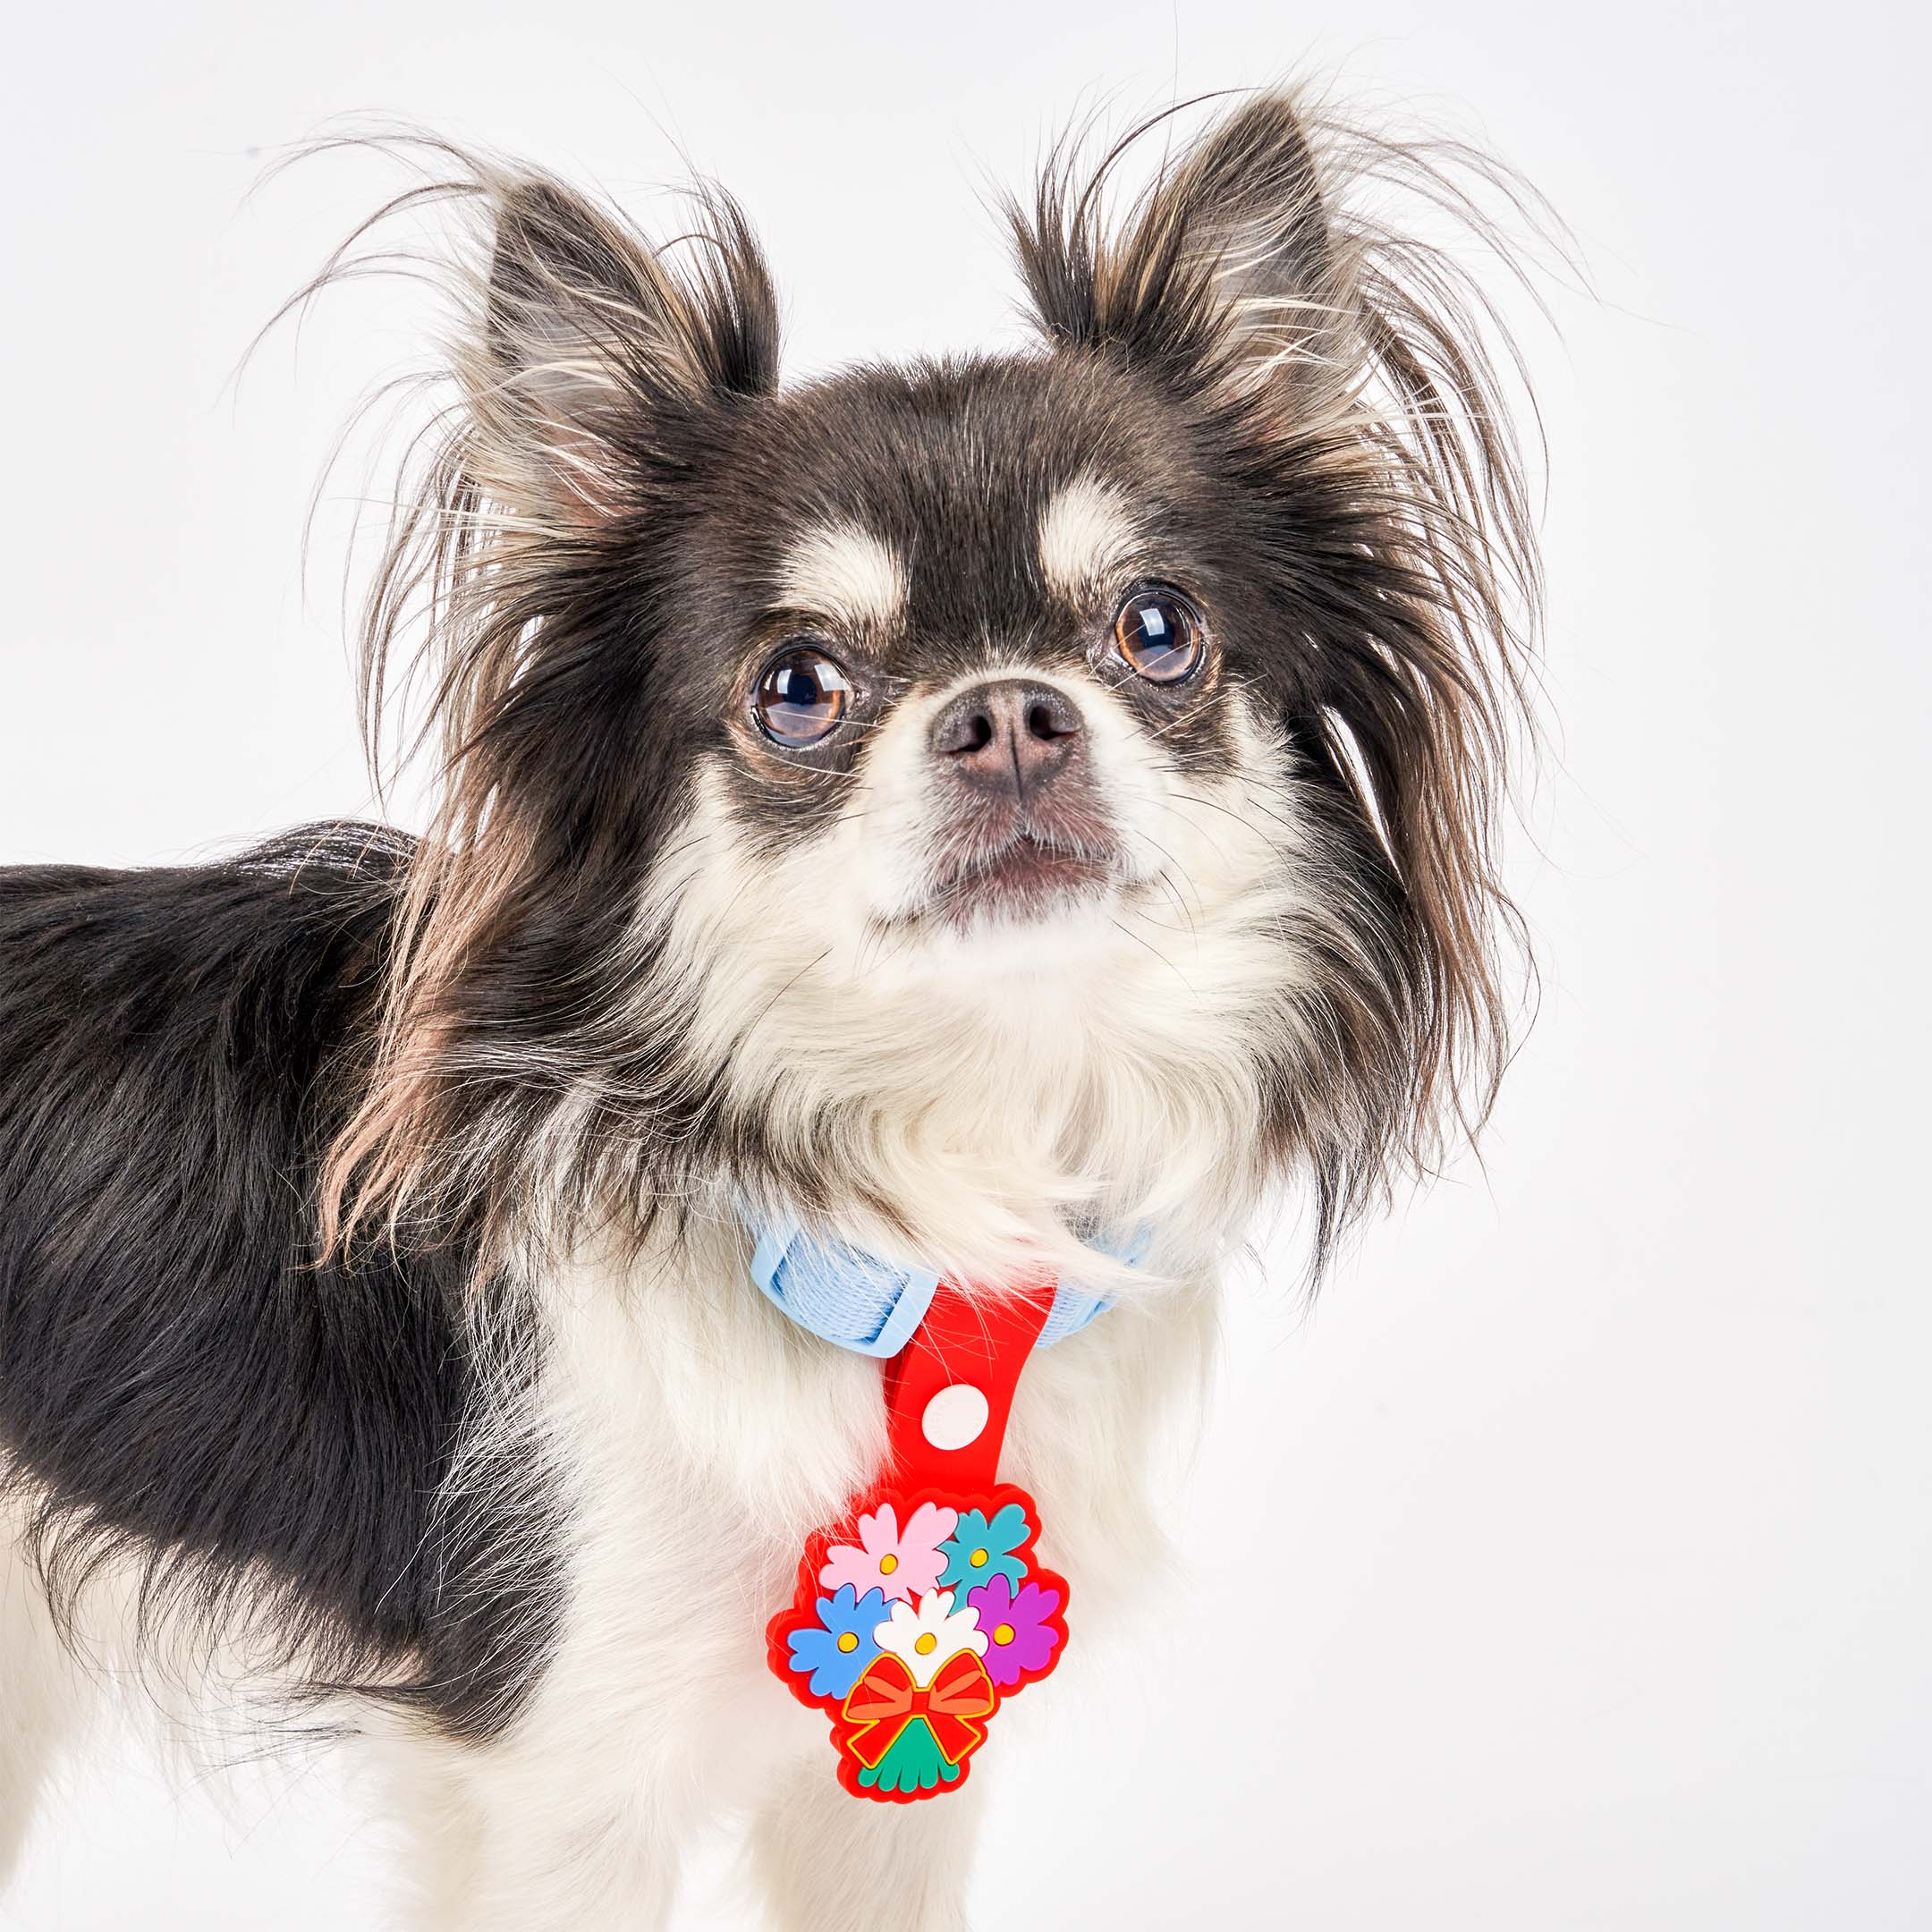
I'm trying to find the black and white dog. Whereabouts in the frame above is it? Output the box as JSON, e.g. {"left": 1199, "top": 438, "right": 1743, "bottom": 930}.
{"left": 0, "top": 89, "right": 1542, "bottom": 1928}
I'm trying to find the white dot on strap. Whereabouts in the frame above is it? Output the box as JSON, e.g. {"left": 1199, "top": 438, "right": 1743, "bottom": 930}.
{"left": 920, "top": 1383, "right": 990, "bottom": 1453}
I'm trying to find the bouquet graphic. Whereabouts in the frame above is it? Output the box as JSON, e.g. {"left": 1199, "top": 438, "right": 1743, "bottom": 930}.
{"left": 767, "top": 1486, "right": 1069, "bottom": 1800}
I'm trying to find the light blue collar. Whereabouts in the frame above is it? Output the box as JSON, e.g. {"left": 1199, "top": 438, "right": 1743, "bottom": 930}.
{"left": 746, "top": 1212, "right": 1147, "bottom": 1357}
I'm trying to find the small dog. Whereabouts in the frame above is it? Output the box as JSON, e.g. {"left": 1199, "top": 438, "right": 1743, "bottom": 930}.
{"left": 0, "top": 88, "right": 1542, "bottom": 1929}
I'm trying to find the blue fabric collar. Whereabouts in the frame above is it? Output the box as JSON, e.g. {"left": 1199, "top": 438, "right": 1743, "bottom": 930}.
{"left": 746, "top": 1212, "right": 1147, "bottom": 1358}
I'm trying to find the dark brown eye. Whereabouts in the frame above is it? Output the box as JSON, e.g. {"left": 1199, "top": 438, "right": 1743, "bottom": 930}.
{"left": 752, "top": 647, "right": 852, "bottom": 746}
{"left": 1114, "top": 587, "right": 1205, "bottom": 684}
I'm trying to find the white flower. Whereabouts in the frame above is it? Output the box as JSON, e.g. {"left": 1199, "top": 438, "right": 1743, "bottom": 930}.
{"left": 871, "top": 1589, "right": 988, "bottom": 1687}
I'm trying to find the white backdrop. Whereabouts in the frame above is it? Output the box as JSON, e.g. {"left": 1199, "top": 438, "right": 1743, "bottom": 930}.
{"left": 3, "top": 2, "right": 1928, "bottom": 1927}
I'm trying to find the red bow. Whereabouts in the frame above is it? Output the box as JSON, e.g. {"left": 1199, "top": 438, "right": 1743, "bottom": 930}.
{"left": 840, "top": 1649, "right": 996, "bottom": 1770}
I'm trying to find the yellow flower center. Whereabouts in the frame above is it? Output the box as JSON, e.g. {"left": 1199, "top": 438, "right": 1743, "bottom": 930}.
{"left": 878, "top": 1553, "right": 899, "bottom": 1576}
{"left": 914, "top": 1632, "right": 938, "bottom": 1656}
{"left": 836, "top": 1631, "right": 860, "bottom": 1654}
{"left": 992, "top": 1623, "right": 1016, "bottom": 1646}
{"left": 969, "top": 1548, "right": 989, "bottom": 1568}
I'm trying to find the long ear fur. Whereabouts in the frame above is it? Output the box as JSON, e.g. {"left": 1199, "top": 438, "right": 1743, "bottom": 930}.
{"left": 1013, "top": 89, "right": 1552, "bottom": 1249}
{"left": 270, "top": 136, "right": 779, "bottom": 1256}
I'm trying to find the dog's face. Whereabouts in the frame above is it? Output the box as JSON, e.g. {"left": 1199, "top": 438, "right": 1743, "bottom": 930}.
{"left": 713, "top": 365, "right": 1248, "bottom": 956}
{"left": 630, "top": 357, "right": 1309, "bottom": 1269}
{"left": 672, "top": 352, "right": 1292, "bottom": 1004}
{"left": 322, "top": 97, "right": 1538, "bottom": 1276}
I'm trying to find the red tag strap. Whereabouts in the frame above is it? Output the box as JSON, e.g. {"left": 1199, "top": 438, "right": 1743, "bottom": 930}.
{"left": 767, "top": 1276, "right": 1070, "bottom": 1802}
{"left": 883, "top": 1277, "right": 1054, "bottom": 1492}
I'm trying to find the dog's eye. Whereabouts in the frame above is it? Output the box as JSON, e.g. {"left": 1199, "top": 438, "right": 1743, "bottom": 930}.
{"left": 1114, "top": 587, "right": 1205, "bottom": 684}
{"left": 753, "top": 647, "right": 852, "bottom": 746}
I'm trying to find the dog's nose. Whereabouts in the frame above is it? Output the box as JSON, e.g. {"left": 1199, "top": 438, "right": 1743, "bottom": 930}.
{"left": 928, "top": 680, "right": 1084, "bottom": 801}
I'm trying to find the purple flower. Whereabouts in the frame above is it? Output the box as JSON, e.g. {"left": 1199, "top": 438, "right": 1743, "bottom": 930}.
{"left": 966, "top": 1572, "right": 1061, "bottom": 1687}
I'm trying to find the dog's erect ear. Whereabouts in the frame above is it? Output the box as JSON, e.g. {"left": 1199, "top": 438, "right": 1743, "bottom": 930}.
{"left": 1018, "top": 92, "right": 1550, "bottom": 1224}
{"left": 303, "top": 156, "right": 781, "bottom": 1252}
{"left": 476, "top": 175, "right": 779, "bottom": 525}
{"left": 1011, "top": 92, "right": 1337, "bottom": 401}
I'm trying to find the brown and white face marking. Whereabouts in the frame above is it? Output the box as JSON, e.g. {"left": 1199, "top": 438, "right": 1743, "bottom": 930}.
{"left": 754, "top": 498, "right": 1261, "bottom": 956}
{"left": 1036, "top": 474, "right": 1144, "bottom": 606}
{"left": 775, "top": 521, "right": 908, "bottom": 634}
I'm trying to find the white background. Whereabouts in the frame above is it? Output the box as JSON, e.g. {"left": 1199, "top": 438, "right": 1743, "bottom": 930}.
{"left": 3, "top": 2, "right": 1928, "bottom": 1927}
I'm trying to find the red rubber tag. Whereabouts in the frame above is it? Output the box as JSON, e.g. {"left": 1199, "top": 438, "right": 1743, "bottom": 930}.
{"left": 766, "top": 1277, "right": 1071, "bottom": 1801}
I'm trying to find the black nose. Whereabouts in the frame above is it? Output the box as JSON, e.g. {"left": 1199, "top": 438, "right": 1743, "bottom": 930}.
{"left": 928, "top": 680, "right": 1084, "bottom": 801}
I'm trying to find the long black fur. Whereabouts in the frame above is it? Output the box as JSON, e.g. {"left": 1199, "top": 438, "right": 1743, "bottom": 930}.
{"left": 0, "top": 827, "right": 557, "bottom": 1741}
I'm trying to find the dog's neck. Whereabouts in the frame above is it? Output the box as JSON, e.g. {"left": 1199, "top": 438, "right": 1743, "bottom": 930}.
{"left": 741, "top": 1206, "right": 1148, "bottom": 1356}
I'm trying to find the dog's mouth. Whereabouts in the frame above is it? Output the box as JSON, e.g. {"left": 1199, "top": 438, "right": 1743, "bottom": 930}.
{"left": 924, "top": 830, "right": 1117, "bottom": 927}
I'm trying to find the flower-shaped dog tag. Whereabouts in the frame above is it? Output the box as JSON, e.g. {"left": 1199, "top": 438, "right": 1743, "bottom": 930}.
{"left": 767, "top": 1281, "right": 1071, "bottom": 1801}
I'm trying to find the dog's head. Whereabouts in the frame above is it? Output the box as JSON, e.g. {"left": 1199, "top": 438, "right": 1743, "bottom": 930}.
{"left": 318, "top": 94, "right": 1541, "bottom": 1284}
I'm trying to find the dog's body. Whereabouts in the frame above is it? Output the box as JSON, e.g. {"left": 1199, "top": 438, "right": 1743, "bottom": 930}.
{"left": 0, "top": 91, "right": 1543, "bottom": 1928}
{"left": 0, "top": 837, "right": 1212, "bottom": 1925}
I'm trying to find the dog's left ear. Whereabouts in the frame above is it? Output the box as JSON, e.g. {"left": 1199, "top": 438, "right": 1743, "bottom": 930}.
{"left": 1015, "top": 92, "right": 1547, "bottom": 1225}
{"left": 1010, "top": 92, "right": 1337, "bottom": 405}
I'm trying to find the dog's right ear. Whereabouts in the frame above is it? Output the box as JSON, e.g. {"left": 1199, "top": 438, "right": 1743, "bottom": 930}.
{"left": 475, "top": 174, "right": 780, "bottom": 528}
{"left": 304, "top": 154, "right": 781, "bottom": 1254}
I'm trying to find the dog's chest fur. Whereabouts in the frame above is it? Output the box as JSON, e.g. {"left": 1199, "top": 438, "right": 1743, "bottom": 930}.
{"left": 366, "top": 1224, "right": 1214, "bottom": 1863}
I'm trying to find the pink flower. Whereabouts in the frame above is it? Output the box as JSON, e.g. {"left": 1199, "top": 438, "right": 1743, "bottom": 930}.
{"left": 818, "top": 1501, "right": 957, "bottom": 1604}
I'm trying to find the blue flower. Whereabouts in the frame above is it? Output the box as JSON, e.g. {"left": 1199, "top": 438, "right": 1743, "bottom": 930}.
{"left": 785, "top": 1584, "right": 886, "bottom": 1699}
{"left": 937, "top": 1503, "right": 1030, "bottom": 1594}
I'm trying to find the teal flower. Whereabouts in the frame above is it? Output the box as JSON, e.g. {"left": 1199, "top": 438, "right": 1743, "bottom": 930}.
{"left": 937, "top": 1502, "right": 1030, "bottom": 1594}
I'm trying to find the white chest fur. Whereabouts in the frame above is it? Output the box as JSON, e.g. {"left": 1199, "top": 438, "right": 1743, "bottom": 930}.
{"left": 400, "top": 1221, "right": 1219, "bottom": 1913}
